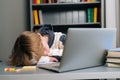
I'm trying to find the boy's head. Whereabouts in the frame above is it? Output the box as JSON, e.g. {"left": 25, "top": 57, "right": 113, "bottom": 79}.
{"left": 8, "top": 31, "right": 44, "bottom": 66}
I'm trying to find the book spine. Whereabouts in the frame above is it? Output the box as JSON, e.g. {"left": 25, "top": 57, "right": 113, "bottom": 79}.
{"left": 72, "top": 10, "right": 79, "bottom": 24}
{"left": 87, "top": 0, "right": 90, "bottom": 2}
{"left": 87, "top": 8, "right": 91, "bottom": 22}
{"left": 66, "top": 11, "right": 72, "bottom": 24}
{"left": 48, "top": 0, "right": 52, "bottom": 3}
{"left": 40, "top": 0, "right": 42, "bottom": 3}
{"left": 94, "top": 7, "right": 98, "bottom": 23}
{"left": 60, "top": 11, "right": 66, "bottom": 24}
{"left": 84, "top": 0, "right": 87, "bottom": 2}
{"left": 87, "top": 8, "right": 94, "bottom": 22}
{"left": 90, "top": 8, "right": 94, "bottom": 22}
{"left": 39, "top": 10, "right": 43, "bottom": 25}
{"left": 33, "top": 10, "right": 39, "bottom": 25}
{"left": 36, "top": 0, "right": 40, "bottom": 4}
{"left": 57, "top": 0, "right": 66, "bottom": 3}
{"left": 32, "top": 0, "right": 37, "bottom": 4}
{"left": 106, "top": 63, "right": 120, "bottom": 67}
{"left": 43, "top": 0, "right": 46, "bottom": 3}
{"left": 54, "top": 0, "right": 57, "bottom": 3}
{"left": 78, "top": 10, "right": 86, "bottom": 23}
{"left": 91, "top": 0, "right": 95, "bottom": 2}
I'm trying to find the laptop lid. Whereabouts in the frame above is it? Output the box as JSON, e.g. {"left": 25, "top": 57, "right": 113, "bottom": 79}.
{"left": 39, "top": 28, "right": 116, "bottom": 72}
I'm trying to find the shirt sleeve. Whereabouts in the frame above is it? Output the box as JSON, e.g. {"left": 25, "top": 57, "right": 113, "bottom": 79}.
{"left": 40, "top": 35, "right": 50, "bottom": 56}
{"left": 38, "top": 56, "right": 50, "bottom": 63}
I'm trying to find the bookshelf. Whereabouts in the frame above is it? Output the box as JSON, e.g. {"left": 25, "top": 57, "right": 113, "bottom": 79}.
{"left": 30, "top": 0, "right": 105, "bottom": 33}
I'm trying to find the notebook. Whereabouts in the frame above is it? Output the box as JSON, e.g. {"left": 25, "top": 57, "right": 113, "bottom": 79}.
{"left": 37, "top": 28, "right": 116, "bottom": 72}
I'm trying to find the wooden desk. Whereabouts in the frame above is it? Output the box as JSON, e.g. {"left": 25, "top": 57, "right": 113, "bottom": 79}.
{"left": 0, "top": 62, "right": 120, "bottom": 80}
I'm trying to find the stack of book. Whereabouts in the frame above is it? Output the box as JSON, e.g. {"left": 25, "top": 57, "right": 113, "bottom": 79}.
{"left": 106, "top": 48, "right": 120, "bottom": 67}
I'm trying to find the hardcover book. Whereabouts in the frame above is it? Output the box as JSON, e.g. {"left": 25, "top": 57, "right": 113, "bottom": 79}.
{"left": 33, "top": 10, "right": 39, "bottom": 25}
{"left": 106, "top": 57, "right": 120, "bottom": 63}
{"left": 78, "top": 10, "right": 86, "bottom": 23}
{"left": 107, "top": 48, "right": 120, "bottom": 57}
{"left": 94, "top": 7, "right": 98, "bottom": 23}
{"left": 39, "top": 10, "right": 43, "bottom": 25}
{"left": 72, "top": 10, "right": 79, "bottom": 24}
{"left": 106, "top": 62, "right": 120, "bottom": 68}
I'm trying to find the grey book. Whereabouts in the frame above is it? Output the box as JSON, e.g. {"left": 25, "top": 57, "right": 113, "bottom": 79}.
{"left": 72, "top": 10, "right": 79, "bottom": 24}
{"left": 57, "top": 0, "right": 66, "bottom": 3}
{"left": 51, "top": 11, "right": 60, "bottom": 25}
{"left": 66, "top": 0, "right": 72, "bottom": 3}
{"left": 39, "top": 10, "right": 43, "bottom": 25}
{"left": 72, "top": 0, "right": 80, "bottom": 3}
{"left": 66, "top": 11, "right": 72, "bottom": 24}
{"left": 60, "top": 11, "right": 66, "bottom": 25}
{"left": 43, "top": 11, "right": 59, "bottom": 25}
{"left": 42, "top": 11, "right": 53, "bottom": 24}
{"left": 78, "top": 10, "right": 86, "bottom": 23}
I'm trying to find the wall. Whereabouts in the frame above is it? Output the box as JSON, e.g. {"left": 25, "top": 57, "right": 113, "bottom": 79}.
{"left": 115, "top": 0, "right": 120, "bottom": 47}
{"left": 105, "top": 0, "right": 117, "bottom": 48}
{"left": 105, "top": 0, "right": 116, "bottom": 28}
{"left": 0, "top": 0, "right": 29, "bottom": 61}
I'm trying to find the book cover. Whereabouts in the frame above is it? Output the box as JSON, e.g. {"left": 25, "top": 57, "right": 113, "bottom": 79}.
{"left": 66, "top": 0, "right": 72, "bottom": 3}
{"left": 106, "top": 62, "right": 120, "bottom": 68}
{"left": 106, "top": 57, "right": 120, "bottom": 63}
{"left": 108, "top": 48, "right": 120, "bottom": 51}
{"left": 60, "top": 11, "right": 66, "bottom": 24}
{"left": 72, "top": 0, "right": 79, "bottom": 3}
{"left": 36, "top": 0, "right": 40, "bottom": 4}
{"left": 40, "top": 0, "right": 43, "bottom": 3}
{"left": 107, "top": 51, "right": 120, "bottom": 57}
{"left": 87, "top": 0, "right": 91, "bottom": 2}
{"left": 32, "top": 0, "right": 37, "bottom": 4}
{"left": 93, "top": 7, "right": 98, "bottom": 23}
{"left": 84, "top": 0, "right": 88, "bottom": 2}
{"left": 48, "top": 0, "right": 52, "bottom": 3}
{"left": 81, "top": 0, "right": 87, "bottom": 2}
{"left": 107, "top": 48, "right": 120, "bottom": 57}
{"left": 87, "top": 8, "right": 94, "bottom": 22}
{"left": 51, "top": 0, "right": 54, "bottom": 3}
{"left": 42, "top": 11, "right": 53, "bottom": 24}
{"left": 90, "top": 8, "right": 94, "bottom": 22}
{"left": 91, "top": 0, "right": 95, "bottom": 2}
{"left": 39, "top": 10, "right": 43, "bottom": 25}
{"left": 57, "top": 0, "right": 66, "bottom": 3}
{"left": 43, "top": 0, "right": 47, "bottom": 3}
{"left": 43, "top": 11, "right": 59, "bottom": 25}
{"left": 51, "top": 11, "right": 60, "bottom": 25}
{"left": 33, "top": 10, "right": 39, "bottom": 25}
{"left": 78, "top": 10, "right": 86, "bottom": 23}
{"left": 66, "top": 11, "right": 72, "bottom": 24}
{"left": 72, "top": 10, "right": 79, "bottom": 24}
{"left": 54, "top": 0, "right": 57, "bottom": 3}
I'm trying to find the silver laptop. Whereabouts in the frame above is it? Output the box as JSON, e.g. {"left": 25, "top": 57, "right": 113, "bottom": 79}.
{"left": 38, "top": 28, "right": 116, "bottom": 72}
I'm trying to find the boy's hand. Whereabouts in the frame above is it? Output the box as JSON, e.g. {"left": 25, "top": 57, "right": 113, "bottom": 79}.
{"left": 49, "top": 56, "right": 58, "bottom": 62}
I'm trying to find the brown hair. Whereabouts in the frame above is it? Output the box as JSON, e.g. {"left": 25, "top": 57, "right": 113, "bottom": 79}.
{"left": 8, "top": 31, "right": 43, "bottom": 66}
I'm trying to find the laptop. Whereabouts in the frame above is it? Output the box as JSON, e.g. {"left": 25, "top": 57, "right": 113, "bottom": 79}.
{"left": 38, "top": 28, "right": 116, "bottom": 72}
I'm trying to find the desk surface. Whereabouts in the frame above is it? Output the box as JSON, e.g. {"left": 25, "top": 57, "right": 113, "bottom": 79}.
{"left": 0, "top": 62, "right": 120, "bottom": 80}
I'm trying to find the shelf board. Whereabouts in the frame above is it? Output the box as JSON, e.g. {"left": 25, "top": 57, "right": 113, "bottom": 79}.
{"left": 33, "top": 22, "right": 100, "bottom": 27}
{"left": 32, "top": 1, "right": 101, "bottom": 6}
{"left": 32, "top": 22, "right": 101, "bottom": 30}
{"left": 32, "top": 2, "right": 101, "bottom": 10}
